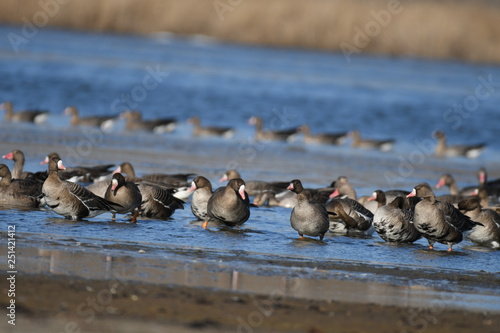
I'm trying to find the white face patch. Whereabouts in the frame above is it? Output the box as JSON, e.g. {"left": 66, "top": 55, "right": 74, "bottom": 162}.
{"left": 238, "top": 184, "right": 246, "bottom": 200}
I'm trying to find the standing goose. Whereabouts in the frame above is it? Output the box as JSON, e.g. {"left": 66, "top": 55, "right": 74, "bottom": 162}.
{"left": 407, "top": 183, "right": 476, "bottom": 251}
{"left": 433, "top": 130, "right": 485, "bottom": 159}
{"left": 187, "top": 116, "right": 235, "bottom": 138}
{"left": 104, "top": 173, "right": 142, "bottom": 222}
{"left": 0, "top": 101, "right": 49, "bottom": 124}
{"left": 64, "top": 106, "right": 117, "bottom": 131}
{"left": 42, "top": 157, "right": 119, "bottom": 219}
{"left": 189, "top": 176, "right": 213, "bottom": 221}
{"left": 0, "top": 164, "right": 42, "bottom": 208}
{"left": 204, "top": 178, "right": 250, "bottom": 229}
{"left": 350, "top": 130, "right": 394, "bottom": 151}
{"left": 298, "top": 125, "right": 348, "bottom": 145}
{"left": 373, "top": 196, "right": 421, "bottom": 243}
{"left": 120, "top": 110, "right": 177, "bottom": 133}
{"left": 137, "top": 183, "right": 185, "bottom": 219}
{"left": 287, "top": 179, "right": 329, "bottom": 241}
{"left": 3, "top": 149, "right": 31, "bottom": 179}
{"left": 326, "top": 198, "right": 375, "bottom": 235}
{"left": 248, "top": 116, "right": 299, "bottom": 142}
{"left": 458, "top": 197, "right": 500, "bottom": 249}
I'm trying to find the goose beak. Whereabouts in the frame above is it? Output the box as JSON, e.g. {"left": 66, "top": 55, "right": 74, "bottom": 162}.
{"left": 238, "top": 184, "right": 246, "bottom": 200}
{"left": 57, "top": 160, "right": 66, "bottom": 170}
{"left": 188, "top": 181, "right": 197, "bottom": 192}
{"left": 406, "top": 188, "right": 416, "bottom": 198}
{"left": 367, "top": 192, "right": 377, "bottom": 201}
{"left": 287, "top": 184, "right": 294, "bottom": 191}
{"left": 112, "top": 166, "right": 121, "bottom": 174}
{"left": 111, "top": 178, "right": 118, "bottom": 192}
{"left": 435, "top": 178, "right": 445, "bottom": 189}
{"left": 40, "top": 156, "right": 49, "bottom": 165}
{"left": 329, "top": 189, "right": 340, "bottom": 199}
{"left": 219, "top": 174, "right": 228, "bottom": 182}
{"left": 2, "top": 152, "right": 14, "bottom": 160}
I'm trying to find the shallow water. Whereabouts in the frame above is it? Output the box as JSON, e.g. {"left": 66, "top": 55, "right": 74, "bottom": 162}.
{"left": 0, "top": 26, "right": 499, "bottom": 308}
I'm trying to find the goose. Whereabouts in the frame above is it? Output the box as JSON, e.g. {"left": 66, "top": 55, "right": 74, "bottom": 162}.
{"left": 298, "top": 125, "right": 348, "bottom": 145}
{"left": 3, "top": 149, "right": 34, "bottom": 180}
{"left": 407, "top": 183, "right": 477, "bottom": 251}
{"left": 287, "top": 179, "right": 329, "bottom": 241}
{"left": 328, "top": 176, "right": 357, "bottom": 200}
{"left": 433, "top": 130, "right": 485, "bottom": 159}
{"left": 41, "top": 152, "right": 115, "bottom": 183}
{"left": 435, "top": 173, "right": 468, "bottom": 204}
{"left": 136, "top": 182, "right": 185, "bottom": 219}
{"left": 42, "top": 157, "right": 120, "bottom": 219}
{"left": 253, "top": 190, "right": 297, "bottom": 208}
{"left": 0, "top": 164, "right": 42, "bottom": 208}
{"left": 204, "top": 178, "right": 250, "bottom": 229}
{"left": 326, "top": 198, "right": 375, "bottom": 235}
{"left": 459, "top": 168, "right": 500, "bottom": 198}
{"left": 220, "top": 169, "right": 289, "bottom": 196}
{"left": 248, "top": 116, "right": 298, "bottom": 142}
{"left": 0, "top": 101, "right": 49, "bottom": 124}
{"left": 458, "top": 197, "right": 500, "bottom": 249}
{"left": 187, "top": 116, "right": 235, "bottom": 138}
{"left": 120, "top": 110, "right": 177, "bottom": 133}
{"left": 104, "top": 173, "right": 142, "bottom": 222}
{"left": 189, "top": 176, "right": 213, "bottom": 221}
{"left": 372, "top": 196, "right": 421, "bottom": 243}
{"left": 64, "top": 106, "right": 117, "bottom": 131}
{"left": 350, "top": 130, "right": 394, "bottom": 151}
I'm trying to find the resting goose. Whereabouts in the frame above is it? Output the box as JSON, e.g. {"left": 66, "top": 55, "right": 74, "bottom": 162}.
{"left": 189, "top": 176, "right": 213, "bottom": 221}
{"left": 204, "top": 178, "right": 250, "bottom": 229}
{"left": 350, "top": 130, "right": 394, "bottom": 152}
{"left": 120, "top": 110, "right": 177, "bottom": 133}
{"left": 42, "top": 157, "right": 119, "bottom": 219}
{"left": 329, "top": 176, "right": 357, "bottom": 200}
{"left": 373, "top": 196, "right": 421, "bottom": 243}
{"left": 220, "top": 169, "right": 289, "bottom": 197}
{"left": 0, "top": 101, "right": 49, "bottom": 124}
{"left": 41, "top": 152, "right": 115, "bottom": 183}
{"left": 298, "top": 125, "right": 348, "bottom": 145}
{"left": 326, "top": 198, "right": 375, "bottom": 235}
{"left": 64, "top": 106, "right": 117, "bottom": 131}
{"left": 458, "top": 197, "right": 500, "bottom": 249}
{"left": 407, "top": 183, "right": 476, "bottom": 251}
{"left": 187, "top": 116, "right": 235, "bottom": 138}
{"left": 248, "top": 116, "right": 298, "bottom": 142}
{"left": 253, "top": 190, "right": 297, "bottom": 208}
{"left": 287, "top": 179, "right": 329, "bottom": 241}
{"left": 433, "top": 130, "right": 485, "bottom": 159}
{"left": 104, "top": 173, "right": 142, "bottom": 222}
{"left": 0, "top": 164, "right": 42, "bottom": 208}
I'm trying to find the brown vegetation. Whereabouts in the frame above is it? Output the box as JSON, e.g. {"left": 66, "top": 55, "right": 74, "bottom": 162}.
{"left": 1, "top": 0, "right": 500, "bottom": 63}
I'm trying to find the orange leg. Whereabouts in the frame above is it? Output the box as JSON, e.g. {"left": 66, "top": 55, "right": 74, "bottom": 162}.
{"left": 202, "top": 221, "right": 209, "bottom": 229}
{"left": 131, "top": 210, "right": 139, "bottom": 223}
{"left": 428, "top": 244, "right": 434, "bottom": 250}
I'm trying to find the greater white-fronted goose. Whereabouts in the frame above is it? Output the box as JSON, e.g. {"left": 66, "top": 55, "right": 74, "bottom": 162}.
{"left": 204, "top": 178, "right": 250, "bottom": 229}
{"left": 460, "top": 168, "right": 500, "bottom": 198}
{"left": 329, "top": 176, "right": 357, "bottom": 200}
{"left": 113, "top": 162, "right": 192, "bottom": 200}
{"left": 220, "top": 169, "right": 289, "bottom": 197}
{"left": 350, "top": 130, "right": 394, "bottom": 152}
{"left": 253, "top": 190, "right": 297, "bottom": 208}
{"left": 326, "top": 198, "right": 375, "bottom": 235}
{"left": 407, "top": 183, "right": 476, "bottom": 251}
{"left": 248, "top": 116, "right": 298, "bottom": 142}
{"left": 433, "top": 130, "right": 485, "bottom": 159}
{"left": 137, "top": 183, "right": 185, "bottom": 219}
{"left": 189, "top": 176, "right": 213, "bottom": 221}
{"left": 42, "top": 157, "right": 120, "bottom": 220}
{"left": 287, "top": 179, "right": 329, "bottom": 241}
{"left": 298, "top": 125, "right": 348, "bottom": 145}
{"left": 435, "top": 173, "right": 468, "bottom": 204}
{"left": 41, "top": 152, "right": 115, "bottom": 183}
{"left": 0, "top": 164, "right": 42, "bottom": 208}
{"left": 373, "top": 196, "right": 421, "bottom": 243}
{"left": 458, "top": 197, "right": 500, "bottom": 249}
{"left": 104, "top": 173, "right": 142, "bottom": 222}
{"left": 187, "top": 116, "right": 235, "bottom": 138}
{"left": 64, "top": 106, "right": 118, "bottom": 131}
{"left": 120, "top": 110, "right": 177, "bottom": 133}
{"left": 0, "top": 101, "right": 49, "bottom": 124}
{"left": 3, "top": 149, "right": 31, "bottom": 179}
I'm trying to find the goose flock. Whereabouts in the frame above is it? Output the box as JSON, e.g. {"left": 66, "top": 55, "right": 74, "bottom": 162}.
{"left": 1, "top": 145, "right": 500, "bottom": 252}
{"left": 0, "top": 101, "right": 488, "bottom": 158}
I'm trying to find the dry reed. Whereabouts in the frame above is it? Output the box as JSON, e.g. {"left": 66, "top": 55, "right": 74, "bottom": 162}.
{"left": 1, "top": 0, "right": 500, "bottom": 64}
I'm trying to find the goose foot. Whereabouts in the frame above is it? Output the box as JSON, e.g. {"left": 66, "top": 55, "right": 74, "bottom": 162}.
{"left": 202, "top": 221, "right": 209, "bottom": 229}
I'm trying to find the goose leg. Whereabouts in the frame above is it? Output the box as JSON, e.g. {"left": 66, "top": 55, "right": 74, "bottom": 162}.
{"left": 131, "top": 209, "right": 139, "bottom": 223}
{"left": 202, "top": 221, "right": 209, "bottom": 229}
{"left": 427, "top": 240, "right": 435, "bottom": 250}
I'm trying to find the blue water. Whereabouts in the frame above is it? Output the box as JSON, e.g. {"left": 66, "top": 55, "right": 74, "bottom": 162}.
{"left": 0, "top": 26, "right": 499, "bottom": 280}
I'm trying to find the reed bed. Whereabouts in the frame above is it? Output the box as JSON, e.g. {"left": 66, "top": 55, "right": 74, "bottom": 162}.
{"left": 2, "top": 0, "right": 500, "bottom": 63}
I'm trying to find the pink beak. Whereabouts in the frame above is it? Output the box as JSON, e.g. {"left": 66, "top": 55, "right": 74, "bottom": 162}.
{"left": 219, "top": 174, "right": 228, "bottom": 182}
{"left": 479, "top": 172, "right": 486, "bottom": 185}
{"left": 367, "top": 193, "right": 377, "bottom": 201}
{"left": 40, "top": 156, "right": 49, "bottom": 165}
{"left": 406, "top": 188, "right": 416, "bottom": 198}
{"left": 112, "top": 166, "right": 121, "bottom": 174}
{"left": 287, "top": 184, "right": 294, "bottom": 191}
{"left": 57, "top": 160, "right": 66, "bottom": 170}
{"left": 435, "top": 178, "right": 445, "bottom": 189}
{"left": 238, "top": 185, "right": 246, "bottom": 200}
{"left": 188, "top": 181, "right": 197, "bottom": 192}
{"left": 329, "top": 189, "right": 340, "bottom": 199}
{"left": 111, "top": 179, "right": 118, "bottom": 191}
{"left": 2, "top": 152, "right": 14, "bottom": 160}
